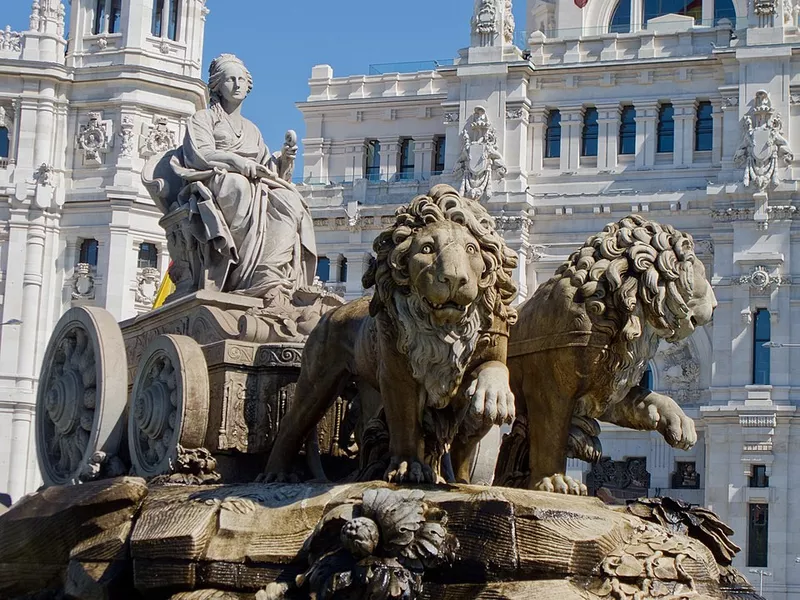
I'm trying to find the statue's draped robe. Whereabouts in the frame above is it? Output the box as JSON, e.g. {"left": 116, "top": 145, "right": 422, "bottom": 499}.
{"left": 177, "top": 107, "right": 317, "bottom": 297}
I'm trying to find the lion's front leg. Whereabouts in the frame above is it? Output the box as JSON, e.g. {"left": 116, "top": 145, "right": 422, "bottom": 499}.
{"left": 466, "top": 360, "right": 516, "bottom": 427}
{"left": 601, "top": 386, "right": 697, "bottom": 451}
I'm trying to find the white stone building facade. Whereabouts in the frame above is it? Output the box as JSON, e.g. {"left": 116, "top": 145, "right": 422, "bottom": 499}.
{"left": 1, "top": 0, "right": 800, "bottom": 596}
{"left": 0, "top": 0, "right": 207, "bottom": 502}
{"left": 298, "top": 1, "right": 800, "bottom": 597}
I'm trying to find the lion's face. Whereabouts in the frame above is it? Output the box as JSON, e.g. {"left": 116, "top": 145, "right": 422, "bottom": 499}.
{"left": 663, "top": 258, "right": 717, "bottom": 342}
{"left": 406, "top": 221, "right": 485, "bottom": 326}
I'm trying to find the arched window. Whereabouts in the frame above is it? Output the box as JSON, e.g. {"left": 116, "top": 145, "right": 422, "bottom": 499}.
{"left": 152, "top": 0, "right": 180, "bottom": 40}
{"left": 714, "top": 0, "right": 737, "bottom": 23}
{"left": 657, "top": 103, "right": 674, "bottom": 153}
{"left": 753, "top": 308, "right": 771, "bottom": 385}
{"left": 138, "top": 243, "right": 159, "bottom": 269}
{"left": 365, "top": 140, "right": 381, "bottom": 181}
{"left": 695, "top": 101, "right": 713, "bottom": 152}
{"left": 619, "top": 106, "right": 636, "bottom": 155}
{"left": 399, "top": 138, "right": 415, "bottom": 180}
{"left": 610, "top": 0, "right": 632, "bottom": 33}
{"left": 0, "top": 127, "right": 8, "bottom": 159}
{"left": 94, "top": 0, "right": 122, "bottom": 35}
{"left": 644, "top": 0, "right": 702, "bottom": 24}
{"left": 316, "top": 256, "right": 330, "bottom": 282}
{"left": 545, "top": 109, "right": 561, "bottom": 159}
{"left": 581, "top": 108, "right": 599, "bottom": 157}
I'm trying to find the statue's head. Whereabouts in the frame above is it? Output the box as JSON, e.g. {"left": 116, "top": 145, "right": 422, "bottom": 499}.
{"left": 208, "top": 54, "right": 253, "bottom": 107}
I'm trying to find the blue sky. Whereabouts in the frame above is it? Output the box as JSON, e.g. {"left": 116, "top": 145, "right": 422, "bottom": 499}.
{"left": 5, "top": 1, "right": 526, "bottom": 156}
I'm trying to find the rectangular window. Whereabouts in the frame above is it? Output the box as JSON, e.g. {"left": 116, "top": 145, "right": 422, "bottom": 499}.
{"left": 619, "top": 105, "right": 636, "bottom": 155}
{"left": 168, "top": 0, "right": 180, "bottom": 41}
{"left": 79, "top": 239, "right": 99, "bottom": 267}
{"left": 93, "top": 0, "right": 106, "bottom": 35}
{"left": 365, "top": 140, "right": 381, "bottom": 181}
{"left": 399, "top": 138, "right": 415, "bottom": 180}
{"left": 748, "top": 504, "right": 769, "bottom": 568}
{"left": 0, "top": 127, "right": 8, "bottom": 158}
{"left": 750, "top": 465, "right": 769, "bottom": 488}
{"left": 316, "top": 256, "right": 330, "bottom": 282}
{"left": 672, "top": 462, "right": 700, "bottom": 489}
{"left": 695, "top": 101, "right": 713, "bottom": 152}
{"left": 151, "top": 0, "right": 164, "bottom": 36}
{"left": 433, "top": 136, "right": 446, "bottom": 174}
{"left": 137, "top": 243, "right": 159, "bottom": 269}
{"left": 109, "top": 0, "right": 122, "bottom": 33}
{"left": 581, "top": 107, "right": 599, "bottom": 157}
{"left": 545, "top": 109, "right": 561, "bottom": 159}
{"left": 657, "top": 103, "right": 674, "bottom": 153}
{"left": 753, "top": 308, "right": 771, "bottom": 385}
{"left": 340, "top": 257, "right": 348, "bottom": 283}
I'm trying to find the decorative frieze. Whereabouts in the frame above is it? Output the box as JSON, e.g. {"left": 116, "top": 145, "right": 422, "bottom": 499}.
{"left": 738, "top": 265, "right": 786, "bottom": 293}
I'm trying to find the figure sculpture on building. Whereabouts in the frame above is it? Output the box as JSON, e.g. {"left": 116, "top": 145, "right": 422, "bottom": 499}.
{"left": 454, "top": 106, "right": 507, "bottom": 203}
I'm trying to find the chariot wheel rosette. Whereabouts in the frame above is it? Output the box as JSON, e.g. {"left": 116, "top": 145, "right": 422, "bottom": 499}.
{"left": 35, "top": 306, "right": 128, "bottom": 486}
{"left": 128, "top": 334, "right": 209, "bottom": 477}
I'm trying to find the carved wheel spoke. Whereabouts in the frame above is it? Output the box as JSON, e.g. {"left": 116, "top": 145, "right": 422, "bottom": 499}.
{"left": 128, "top": 334, "right": 209, "bottom": 478}
{"left": 36, "top": 307, "right": 128, "bottom": 486}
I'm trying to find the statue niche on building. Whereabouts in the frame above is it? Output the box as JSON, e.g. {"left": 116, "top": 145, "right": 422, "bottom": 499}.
{"left": 454, "top": 106, "right": 507, "bottom": 203}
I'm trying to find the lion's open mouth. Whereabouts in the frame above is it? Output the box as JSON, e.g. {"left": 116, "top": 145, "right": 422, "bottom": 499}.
{"left": 423, "top": 298, "right": 469, "bottom": 313}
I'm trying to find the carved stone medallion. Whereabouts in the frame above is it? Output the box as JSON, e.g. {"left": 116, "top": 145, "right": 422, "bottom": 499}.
{"left": 77, "top": 112, "right": 112, "bottom": 166}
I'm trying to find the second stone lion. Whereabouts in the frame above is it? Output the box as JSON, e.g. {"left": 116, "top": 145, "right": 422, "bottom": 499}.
{"left": 263, "top": 185, "right": 519, "bottom": 484}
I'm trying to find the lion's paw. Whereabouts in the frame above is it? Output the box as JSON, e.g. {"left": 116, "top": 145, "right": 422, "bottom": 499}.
{"left": 657, "top": 406, "right": 697, "bottom": 451}
{"left": 532, "top": 474, "right": 588, "bottom": 496}
{"left": 385, "top": 457, "right": 435, "bottom": 484}
{"left": 467, "top": 364, "right": 515, "bottom": 426}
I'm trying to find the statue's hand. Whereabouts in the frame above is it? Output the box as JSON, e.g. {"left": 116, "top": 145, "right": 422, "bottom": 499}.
{"left": 232, "top": 156, "right": 262, "bottom": 179}
{"left": 466, "top": 361, "right": 515, "bottom": 426}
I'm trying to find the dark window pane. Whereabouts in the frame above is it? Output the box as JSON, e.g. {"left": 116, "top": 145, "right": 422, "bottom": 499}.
{"left": 619, "top": 105, "right": 637, "bottom": 155}
{"left": 316, "top": 257, "right": 330, "bottom": 282}
{"left": 748, "top": 504, "right": 769, "bottom": 568}
{"left": 365, "top": 140, "right": 381, "bottom": 181}
{"left": 0, "top": 127, "right": 8, "bottom": 158}
{"left": 151, "top": 0, "right": 164, "bottom": 36}
{"left": 657, "top": 103, "right": 674, "bottom": 153}
{"left": 610, "top": 0, "right": 632, "bottom": 32}
{"left": 340, "top": 258, "right": 348, "bottom": 283}
{"left": 753, "top": 309, "right": 771, "bottom": 384}
{"left": 581, "top": 107, "right": 599, "bottom": 157}
{"left": 644, "top": 0, "right": 702, "bottom": 24}
{"left": 695, "top": 101, "right": 713, "bottom": 151}
{"left": 714, "top": 0, "right": 737, "bottom": 23}
{"left": 93, "top": 0, "right": 106, "bottom": 35}
{"left": 545, "top": 110, "right": 561, "bottom": 159}
{"left": 79, "top": 239, "right": 99, "bottom": 267}
{"left": 750, "top": 465, "right": 769, "bottom": 488}
{"left": 399, "top": 138, "right": 415, "bottom": 180}
{"left": 109, "top": 0, "right": 122, "bottom": 33}
{"left": 137, "top": 243, "right": 159, "bottom": 269}
{"left": 639, "top": 366, "right": 653, "bottom": 389}
{"left": 434, "top": 136, "right": 446, "bottom": 174}
{"left": 168, "top": 0, "right": 180, "bottom": 41}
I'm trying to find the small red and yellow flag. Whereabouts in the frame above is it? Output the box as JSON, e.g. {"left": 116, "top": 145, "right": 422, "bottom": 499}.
{"left": 152, "top": 262, "right": 176, "bottom": 309}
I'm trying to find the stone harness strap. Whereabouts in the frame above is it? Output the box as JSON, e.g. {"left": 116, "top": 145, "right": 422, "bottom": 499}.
{"left": 507, "top": 330, "right": 611, "bottom": 358}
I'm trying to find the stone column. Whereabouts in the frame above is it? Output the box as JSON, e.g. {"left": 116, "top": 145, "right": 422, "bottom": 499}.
{"left": 560, "top": 107, "right": 583, "bottom": 173}
{"left": 6, "top": 403, "right": 34, "bottom": 502}
{"left": 672, "top": 100, "right": 697, "bottom": 167}
{"left": 702, "top": 0, "right": 714, "bottom": 24}
{"left": 504, "top": 106, "right": 530, "bottom": 182}
{"left": 711, "top": 98, "right": 724, "bottom": 166}
{"left": 631, "top": 0, "right": 644, "bottom": 31}
{"left": 343, "top": 251, "right": 368, "bottom": 297}
{"left": 529, "top": 108, "right": 546, "bottom": 175}
{"left": 102, "top": 203, "right": 135, "bottom": 319}
{"left": 720, "top": 95, "right": 739, "bottom": 167}
{"left": 378, "top": 137, "right": 401, "bottom": 182}
{"left": 330, "top": 253, "right": 344, "bottom": 283}
{"left": 33, "top": 84, "right": 56, "bottom": 170}
{"left": 635, "top": 101, "right": 659, "bottom": 169}
{"left": 597, "top": 104, "right": 621, "bottom": 171}
{"left": 342, "top": 140, "right": 365, "bottom": 183}
{"left": 413, "top": 135, "right": 436, "bottom": 180}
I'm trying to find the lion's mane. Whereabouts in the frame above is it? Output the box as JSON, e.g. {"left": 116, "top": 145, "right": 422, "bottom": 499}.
{"left": 555, "top": 214, "right": 697, "bottom": 371}
{"left": 362, "top": 184, "right": 518, "bottom": 408}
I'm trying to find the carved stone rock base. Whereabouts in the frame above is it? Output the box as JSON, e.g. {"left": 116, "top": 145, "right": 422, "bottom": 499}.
{"left": 0, "top": 478, "right": 763, "bottom": 600}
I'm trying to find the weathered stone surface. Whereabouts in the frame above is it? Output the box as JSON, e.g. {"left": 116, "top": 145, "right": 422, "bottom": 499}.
{"left": 0, "top": 476, "right": 147, "bottom": 597}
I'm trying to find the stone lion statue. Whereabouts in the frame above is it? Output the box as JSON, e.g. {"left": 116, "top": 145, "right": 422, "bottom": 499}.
{"left": 264, "top": 185, "right": 518, "bottom": 484}
{"left": 495, "top": 215, "right": 716, "bottom": 494}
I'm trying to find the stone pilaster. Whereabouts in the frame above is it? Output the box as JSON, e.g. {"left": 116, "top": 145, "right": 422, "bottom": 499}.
{"left": 635, "top": 101, "right": 659, "bottom": 169}
{"left": 672, "top": 99, "right": 697, "bottom": 167}
{"left": 559, "top": 107, "right": 583, "bottom": 173}
{"left": 597, "top": 104, "right": 621, "bottom": 171}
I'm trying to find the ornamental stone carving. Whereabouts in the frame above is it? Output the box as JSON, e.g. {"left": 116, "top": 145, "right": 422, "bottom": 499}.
{"left": 473, "top": 0, "right": 499, "bottom": 37}
{"left": 140, "top": 116, "right": 177, "bottom": 158}
{"left": 135, "top": 267, "right": 161, "bottom": 306}
{"left": 0, "top": 26, "right": 22, "bottom": 52}
{"left": 72, "top": 263, "right": 96, "bottom": 300}
{"left": 738, "top": 264, "right": 785, "bottom": 292}
{"left": 733, "top": 90, "right": 793, "bottom": 190}
{"left": 77, "top": 112, "right": 112, "bottom": 166}
{"left": 471, "top": 0, "right": 515, "bottom": 46}
{"left": 119, "top": 116, "right": 135, "bottom": 158}
{"left": 454, "top": 106, "right": 507, "bottom": 202}
{"left": 754, "top": 0, "right": 777, "bottom": 16}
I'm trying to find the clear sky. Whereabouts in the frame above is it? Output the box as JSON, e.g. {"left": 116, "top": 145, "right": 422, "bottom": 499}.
{"left": 4, "top": 1, "right": 526, "bottom": 157}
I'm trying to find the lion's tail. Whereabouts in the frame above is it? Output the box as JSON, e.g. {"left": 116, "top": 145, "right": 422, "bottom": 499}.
{"left": 566, "top": 415, "right": 603, "bottom": 464}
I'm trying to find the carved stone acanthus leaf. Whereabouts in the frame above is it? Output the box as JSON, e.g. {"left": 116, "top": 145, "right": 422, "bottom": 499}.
{"left": 0, "top": 26, "right": 22, "bottom": 52}
{"left": 733, "top": 90, "right": 793, "bottom": 190}
{"left": 767, "top": 204, "right": 798, "bottom": 220}
{"left": 291, "top": 488, "right": 457, "bottom": 600}
{"left": 503, "top": 0, "right": 515, "bottom": 44}
{"left": 72, "top": 263, "right": 96, "bottom": 300}
{"left": 738, "top": 265, "right": 785, "bottom": 292}
{"left": 135, "top": 267, "right": 161, "bottom": 306}
{"left": 119, "top": 116, "right": 135, "bottom": 158}
{"left": 711, "top": 207, "right": 752, "bottom": 222}
{"left": 140, "top": 116, "right": 177, "bottom": 158}
{"left": 454, "top": 106, "right": 507, "bottom": 203}
{"left": 494, "top": 213, "right": 531, "bottom": 232}
{"left": 77, "top": 112, "right": 112, "bottom": 166}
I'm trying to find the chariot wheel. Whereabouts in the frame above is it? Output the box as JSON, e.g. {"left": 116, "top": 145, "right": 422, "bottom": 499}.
{"left": 36, "top": 306, "right": 128, "bottom": 486}
{"left": 128, "top": 334, "right": 209, "bottom": 477}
